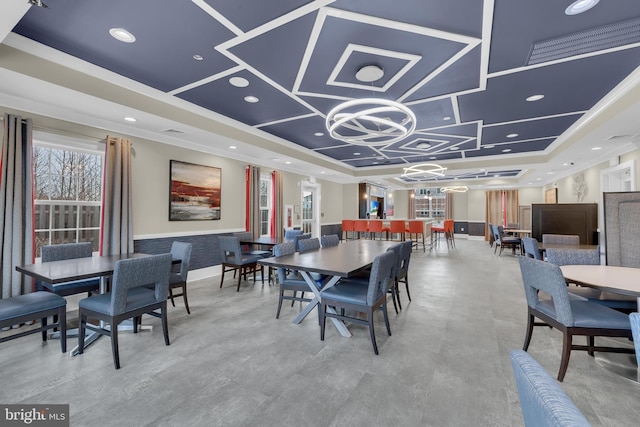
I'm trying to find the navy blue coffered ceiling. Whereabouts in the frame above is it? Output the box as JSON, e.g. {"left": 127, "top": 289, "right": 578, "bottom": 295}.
{"left": 12, "top": 0, "right": 640, "bottom": 179}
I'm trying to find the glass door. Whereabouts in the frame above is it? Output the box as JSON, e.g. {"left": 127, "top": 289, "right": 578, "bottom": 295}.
{"left": 300, "top": 180, "right": 321, "bottom": 237}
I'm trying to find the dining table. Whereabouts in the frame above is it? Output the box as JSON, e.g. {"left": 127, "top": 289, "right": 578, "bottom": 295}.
{"left": 560, "top": 264, "right": 640, "bottom": 382}
{"left": 16, "top": 252, "right": 159, "bottom": 356}
{"left": 258, "top": 239, "right": 397, "bottom": 337}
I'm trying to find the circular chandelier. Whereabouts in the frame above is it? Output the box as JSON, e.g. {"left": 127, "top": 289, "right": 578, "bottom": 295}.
{"left": 441, "top": 185, "right": 469, "bottom": 193}
{"left": 400, "top": 163, "right": 446, "bottom": 181}
{"left": 325, "top": 98, "right": 416, "bottom": 146}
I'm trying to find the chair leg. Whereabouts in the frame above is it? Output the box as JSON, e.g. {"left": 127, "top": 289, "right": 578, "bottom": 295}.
{"left": 161, "top": 305, "right": 170, "bottom": 346}
{"left": 395, "top": 282, "right": 402, "bottom": 310}
{"left": 59, "top": 307, "right": 67, "bottom": 353}
{"left": 404, "top": 275, "right": 411, "bottom": 302}
{"left": 523, "top": 313, "right": 535, "bottom": 351}
{"left": 382, "top": 303, "right": 391, "bottom": 336}
{"left": 132, "top": 316, "right": 138, "bottom": 334}
{"left": 182, "top": 284, "right": 190, "bottom": 315}
{"left": 368, "top": 308, "right": 379, "bottom": 355}
{"left": 237, "top": 269, "right": 242, "bottom": 291}
{"left": 390, "top": 286, "right": 399, "bottom": 314}
{"left": 169, "top": 288, "right": 176, "bottom": 307}
{"left": 558, "top": 332, "right": 572, "bottom": 382}
{"left": 276, "top": 287, "right": 285, "bottom": 319}
{"left": 41, "top": 316, "right": 48, "bottom": 342}
{"left": 220, "top": 265, "right": 226, "bottom": 288}
{"left": 111, "top": 322, "right": 120, "bottom": 369}
{"left": 78, "top": 312, "right": 86, "bottom": 355}
{"left": 319, "top": 303, "right": 326, "bottom": 341}
{"left": 587, "top": 336, "right": 595, "bottom": 356}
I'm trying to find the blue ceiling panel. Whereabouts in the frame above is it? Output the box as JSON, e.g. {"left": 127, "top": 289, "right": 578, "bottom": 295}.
{"left": 345, "top": 157, "right": 407, "bottom": 167}
{"left": 402, "top": 151, "right": 463, "bottom": 163}
{"left": 226, "top": 13, "right": 317, "bottom": 92}
{"left": 13, "top": 0, "right": 237, "bottom": 92}
{"left": 482, "top": 114, "right": 583, "bottom": 145}
{"left": 203, "top": 0, "right": 313, "bottom": 32}
{"left": 409, "top": 99, "right": 457, "bottom": 130}
{"left": 260, "top": 115, "right": 339, "bottom": 150}
{"left": 489, "top": 0, "right": 640, "bottom": 73}
{"left": 404, "top": 45, "right": 482, "bottom": 102}
{"left": 176, "top": 70, "right": 311, "bottom": 126}
{"left": 331, "top": 0, "right": 484, "bottom": 38}
{"left": 316, "top": 145, "right": 381, "bottom": 162}
{"left": 424, "top": 122, "right": 478, "bottom": 138}
{"left": 458, "top": 47, "right": 640, "bottom": 125}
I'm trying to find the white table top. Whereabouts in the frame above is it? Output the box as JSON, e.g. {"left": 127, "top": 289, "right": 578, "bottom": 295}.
{"left": 560, "top": 265, "right": 640, "bottom": 297}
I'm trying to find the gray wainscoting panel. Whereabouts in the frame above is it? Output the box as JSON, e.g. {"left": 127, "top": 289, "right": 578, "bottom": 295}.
{"left": 134, "top": 233, "right": 229, "bottom": 271}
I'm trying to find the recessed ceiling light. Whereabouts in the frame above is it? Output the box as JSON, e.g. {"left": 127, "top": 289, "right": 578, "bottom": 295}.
{"left": 506, "top": 133, "right": 518, "bottom": 138}
{"left": 320, "top": 171, "right": 325, "bottom": 174}
{"left": 355, "top": 65, "right": 384, "bottom": 82}
{"left": 109, "top": 28, "right": 136, "bottom": 43}
{"left": 484, "top": 145, "right": 495, "bottom": 149}
{"left": 416, "top": 142, "right": 431, "bottom": 149}
{"left": 548, "top": 171, "right": 554, "bottom": 175}
{"left": 244, "top": 96, "right": 259, "bottom": 103}
{"left": 480, "top": 169, "right": 486, "bottom": 172}
{"left": 565, "top": 0, "right": 599, "bottom": 15}
{"left": 229, "top": 146, "right": 237, "bottom": 150}
{"left": 285, "top": 161, "right": 291, "bottom": 165}
{"left": 372, "top": 162, "right": 379, "bottom": 165}
{"left": 526, "top": 94, "right": 545, "bottom": 102}
{"left": 429, "top": 156, "right": 437, "bottom": 160}
{"left": 536, "top": 178, "right": 542, "bottom": 181}
{"left": 502, "top": 148, "right": 512, "bottom": 152}
{"left": 450, "top": 146, "right": 459, "bottom": 150}
{"left": 124, "top": 117, "right": 136, "bottom": 122}
{"left": 353, "top": 152, "right": 361, "bottom": 156}
{"left": 443, "top": 116, "right": 451, "bottom": 121}
{"left": 229, "top": 77, "right": 249, "bottom": 87}
{"left": 193, "top": 55, "right": 203, "bottom": 61}
{"left": 592, "top": 146, "right": 602, "bottom": 150}
{"left": 494, "top": 174, "right": 500, "bottom": 177}
{"left": 314, "top": 132, "right": 324, "bottom": 136}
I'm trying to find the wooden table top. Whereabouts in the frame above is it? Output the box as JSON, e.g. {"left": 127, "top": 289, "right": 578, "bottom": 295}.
{"left": 560, "top": 265, "right": 640, "bottom": 297}
{"left": 16, "top": 253, "right": 151, "bottom": 284}
{"left": 239, "top": 236, "right": 282, "bottom": 246}
{"left": 259, "top": 239, "right": 397, "bottom": 277}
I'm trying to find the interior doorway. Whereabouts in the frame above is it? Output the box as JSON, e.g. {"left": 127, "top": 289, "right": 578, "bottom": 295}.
{"left": 300, "top": 180, "right": 321, "bottom": 237}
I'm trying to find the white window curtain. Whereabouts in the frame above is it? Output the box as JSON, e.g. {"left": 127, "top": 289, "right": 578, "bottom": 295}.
{"left": 100, "top": 136, "right": 133, "bottom": 255}
{"left": 0, "top": 114, "right": 34, "bottom": 299}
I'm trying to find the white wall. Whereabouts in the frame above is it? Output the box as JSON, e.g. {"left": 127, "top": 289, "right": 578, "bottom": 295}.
{"left": 466, "top": 190, "right": 486, "bottom": 222}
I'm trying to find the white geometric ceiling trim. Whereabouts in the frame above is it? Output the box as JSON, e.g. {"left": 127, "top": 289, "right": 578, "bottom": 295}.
{"left": 191, "top": 0, "right": 244, "bottom": 37}
{"left": 326, "top": 44, "right": 422, "bottom": 92}
{"left": 292, "top": 7, "right": 481, "bottom": 99}
{"left": 452, "top": 95, "right": 462, "bottom": 123}
{"left": 168, "top": 64, "right": 244, "bottom": 96}
{"left": 253, "top": 112, "right": 318, "bottom": 129}
{"left": 482, "top": 111, "right": 587, "bottom": 128}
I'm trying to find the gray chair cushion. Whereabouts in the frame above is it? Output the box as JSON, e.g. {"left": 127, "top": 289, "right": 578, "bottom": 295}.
{"left": 0, "top": 292, "right": 66, "bottom": 322}
{"left": 79, "top": 287, "right": 157, "bottom": 315}
{"left": 321, "top": 281, "right": 382, "bottom": 306}
{"left": 536, "top": 299, "right": 631, "bottom": 329}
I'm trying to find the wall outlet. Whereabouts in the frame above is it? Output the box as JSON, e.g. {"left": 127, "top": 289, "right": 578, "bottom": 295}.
{"left": 461, "top": 227, "right": 465, "bottom": 232}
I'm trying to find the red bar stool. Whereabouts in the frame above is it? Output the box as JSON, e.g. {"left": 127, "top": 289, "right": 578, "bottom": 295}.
{"left": 341, "top": 219, "right": 355, "bottom": 241}
{"left": 406, "top": 220, "right": 426, "bottom": 252}
{"left": 431, "top": 221, "right": 445, "bottom": 246}
{"left": 389, "top": 220, "right": 406, "bottom": 241}
{"left": 367, "top": 220, "right": 389, "bottom": 240}
{"left": 353, "top": 219, "right": 369, "bottom": 239}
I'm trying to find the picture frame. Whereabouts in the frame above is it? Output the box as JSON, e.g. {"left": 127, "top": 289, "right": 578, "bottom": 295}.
{"left": 544, "top": 188, "right": 557, "bottom": 204}
{"left": 169, "top": 160, "right": 221, "bottom": 221}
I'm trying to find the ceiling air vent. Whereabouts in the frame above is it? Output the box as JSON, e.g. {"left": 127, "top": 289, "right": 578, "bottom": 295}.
{"left": 161, "top": 128, "right": 185, "bottom": 135}
{"left": 527, "top": 17, "right": 640, "bottom": 66}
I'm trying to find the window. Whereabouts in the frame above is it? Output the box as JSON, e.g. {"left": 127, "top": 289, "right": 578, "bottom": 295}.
{"left": 259, "top": 176, "right": 271, "bottom": 236}
{"left": 33, "top": 137, "right": 103, "bottom": 257}
{"left": 414, "top": 187, "right": 446, "bottom": 220}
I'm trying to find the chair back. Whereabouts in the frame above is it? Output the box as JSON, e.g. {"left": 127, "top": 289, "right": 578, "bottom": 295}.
{"left": 518, "top": 257, "right": 574, "bottom": 326}
{"left": 490, "top": 224, "right": 502, "bottom": 244}
{"left": 341, "top": 220, "right": 355, "bottom": 232}
{"left": 298, "top": 237, "right": 320, "bottom": 253}
{"left": 284, "top": 229, "right": 303, "bottom": 241}
{"left": 510, "top": 350, "right": 591, "bottom": 427}
{"left": 353, "top": 220, "right": 369, "bottom": 233}
{"left": 293, "top": 233, "right": 311, "bottom": 251}
{"left": 546, "top": 248, "right": 599, "bottom": 266}
{"left": 170, "top": 241, "right": 192, "bottom": 281}
{"left": 321, "top": 235, "right": 339, "bottom": 248}
{"left": 368, "top": 220, "right": 383, "bottom": 233}
{"left": 41, "top": 242, "right": 92, "bottom": 262}
{"left": 218, "top": 236, "right": 242, "bottom": 264}
{"left": 443, "top": 219, "right": 454, "bottom": 233}
{"left": 542, "top": 234, "right": 580, "bottom": 245}
{"left": 630, "top": 313, "right": 640, "bottom": 367}
{"left": 389, "top": 220, "right": 406, "bottom": 234}
{"left": 388, "top": 241, "right": 412, "bottom": 280}
{"left": 407, "top": 220, "right": 423, "bottom": 233}
{"left": 110, "top": 254, "right": 172, "bottom": 315}
{"left": 367, "top": 251, "right": 397, "bottom": 305}
{"left": 522, "top": 237, "right": 542, "bottom": 260}
{"left": 273, "top": 242, "right": 296, "bottom": 283}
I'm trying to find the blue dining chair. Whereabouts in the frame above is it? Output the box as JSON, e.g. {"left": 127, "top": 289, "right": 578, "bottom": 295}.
{"left": 630, "top": 313, "right": 640, "bottom": 367}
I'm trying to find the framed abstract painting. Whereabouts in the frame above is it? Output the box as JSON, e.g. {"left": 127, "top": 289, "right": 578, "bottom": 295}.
{"left": 169, "top": 160, "right": 221, "bottom": 221}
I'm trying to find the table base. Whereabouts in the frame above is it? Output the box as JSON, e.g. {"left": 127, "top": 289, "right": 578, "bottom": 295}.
{"left": 592, "top": 337, "right": 638, "bottom": 383}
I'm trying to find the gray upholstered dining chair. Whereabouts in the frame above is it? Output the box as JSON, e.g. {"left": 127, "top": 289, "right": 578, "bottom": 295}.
{"left": 521, "top": 237, "right": 543, "bottom": 260}
{"left": 38, "top": 242, "right": 100, "bottom": 297}
{"left": 518, "top": 256, "right": 633, "bottom": 381}
{"left": 297, "top": 237, "right": 320, "bottom": 253}
{"left": 167, "top": 241, "right": 193, "bottom": 314}
{"left": 319, "top": 250, "right": 397, "bottom": 355}
{"left": 233, "top": 231, "right": 271, "bottom": 258}
{"left": 491, "top": 225, "right": 521, "bottom": 256}
{"left": 293, "top": 233, "right": 311, "bottom": 251}
{"left": 273, "top": 241, "right": 322, "bottom": 319}
{"left": 77, "top": 253, "right": 173, "bottom": 369}
{"left": 320, "top": 234, "right": 340, "bottom": 248}
{"left": 510, "top": 350, "right": 592, "bottom": 427}
{"left": 284, "top": 229, "right": 303, "bottom": 242}
{"left": 218, "top": 236, "right": 264, "bottom": 291}
{"left": 542, "top": 234, "right": 580, "bottom": 245}
{"left": 546, "top": 247, "right": 636, "bottom": 311}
